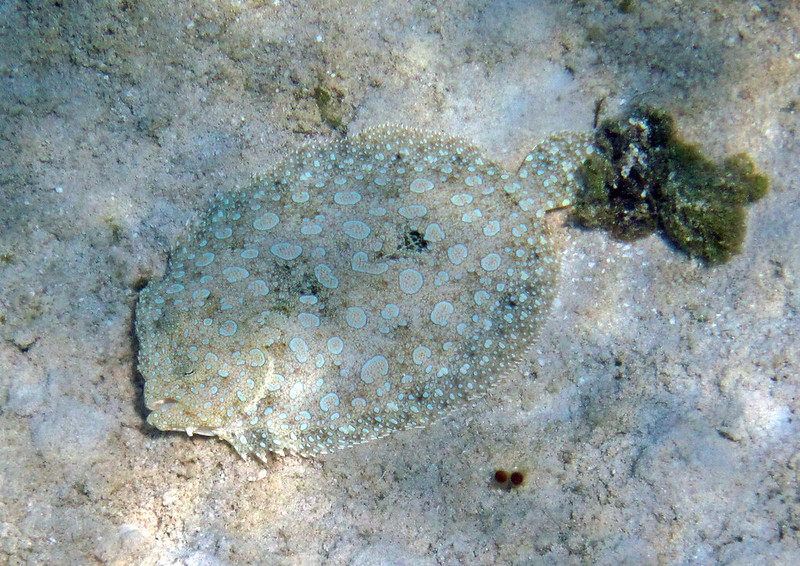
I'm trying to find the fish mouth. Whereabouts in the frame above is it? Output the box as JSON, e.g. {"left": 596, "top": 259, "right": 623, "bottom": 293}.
{"left": 147, "top": 397, "right": 180, "bottom": 409}
{"left": 184, "top": 426, "right": 216, "bottom": 437}
{"left": 145, "top": 397, "right": 222, "bottom": 436}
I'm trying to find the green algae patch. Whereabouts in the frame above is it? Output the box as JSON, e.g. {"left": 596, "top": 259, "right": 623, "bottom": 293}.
{"left": 313, "top": 86, "right": 345, "bottom": 131}
{"left": 572, "top": 107, "right": 768, "bottom": 264}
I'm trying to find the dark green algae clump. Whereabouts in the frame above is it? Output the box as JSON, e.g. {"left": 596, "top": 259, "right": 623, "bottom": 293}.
{"left": 571, "top": 106, "right": 768, "bottom": 264}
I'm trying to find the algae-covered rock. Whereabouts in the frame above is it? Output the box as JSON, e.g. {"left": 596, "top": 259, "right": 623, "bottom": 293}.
{"left": 572, "top": 106, "right": 769, "bottom": 264}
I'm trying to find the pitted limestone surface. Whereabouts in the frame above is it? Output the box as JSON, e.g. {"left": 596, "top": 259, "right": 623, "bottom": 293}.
{"left": 135, "top": 125, "right": 594, "bottom": 460}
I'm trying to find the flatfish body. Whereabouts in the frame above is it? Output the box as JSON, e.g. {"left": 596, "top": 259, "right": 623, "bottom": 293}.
{"left": 135, "top": 126, "right": 593, "bottom": 460}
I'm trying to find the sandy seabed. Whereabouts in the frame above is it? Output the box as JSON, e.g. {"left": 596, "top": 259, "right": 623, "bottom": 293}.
{"left": 1, "top": 1, "right": 798, "bottom": 564}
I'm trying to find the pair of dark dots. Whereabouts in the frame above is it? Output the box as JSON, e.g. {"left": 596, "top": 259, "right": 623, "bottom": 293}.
{"left": 494, "top": 469, "right": 525, "bottom": 487}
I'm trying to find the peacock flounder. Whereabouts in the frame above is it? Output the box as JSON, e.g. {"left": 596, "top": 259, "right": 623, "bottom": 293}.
{"left": 134, "top": 124, "right": 597, "bottom": 460}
